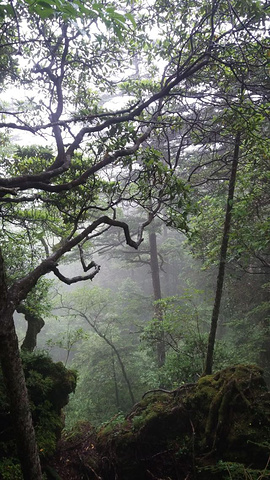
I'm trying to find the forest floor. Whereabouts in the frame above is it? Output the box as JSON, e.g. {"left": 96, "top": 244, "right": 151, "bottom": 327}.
{"left": 46, "top": 365, "right": 270, "bottom": 480}
{"left": 48, "top": 423, "right": 99, "bottom": 480}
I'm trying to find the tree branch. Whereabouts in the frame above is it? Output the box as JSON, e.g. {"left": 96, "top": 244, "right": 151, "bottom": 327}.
{"left": 8, "top": 214, "right": 152, "bottom": 305}
{"left": 0, "top": 54, "right": 211, "bottom": 194}
{"left": 51, "top": 263, "right": 100, "bottom": 285}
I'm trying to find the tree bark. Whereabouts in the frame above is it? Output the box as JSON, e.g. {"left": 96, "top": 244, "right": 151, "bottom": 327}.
{"left": 111, "top": 352, "right": 120, "bottom": 410}
{"left": 204, "top": 131, "right": 241, "bottom": 375}
{"left": 149, "top": 230, "right": 165, "bottom": 367}
{"left": 17, "top": 304, "right": 45, "bottom": 352}
{"left": 0, "top": 323, "right": 43, "bottom": 480}
{"left": 0, "top": 250, "right": 43, "bottom": 480}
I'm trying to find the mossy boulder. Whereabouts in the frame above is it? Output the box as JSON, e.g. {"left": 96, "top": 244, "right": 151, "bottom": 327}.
{"left": 22, "top": 352, "right": 77, "bottom": 414}
{"left": 95, "top": 365, "right": 270, "bottom": 480}
{"left": 0, "top": 351, "right": 76, "bottom": 479}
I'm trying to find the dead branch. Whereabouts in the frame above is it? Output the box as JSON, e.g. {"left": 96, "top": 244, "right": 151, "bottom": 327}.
{"left": 142, "top": 383, "right": 196, "bottom": 399}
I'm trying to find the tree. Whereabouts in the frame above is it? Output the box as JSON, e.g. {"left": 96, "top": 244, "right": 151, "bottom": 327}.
{"left": 141, "top": 291, "right": 217, "bottom": 385}
{"left": 185, "top": 86, "right": 270, "bottom": 374}
{"left": 56, "top": 282, "right": 151, "bottom": 425}
{"left": 204, "top": 129, "right": 241, "bottom": 374}
{"left": 0, "top": 199, "right": 52, "bottom": 352}
{"left": 0, "top": 0, "right": 268, "bottom": 477}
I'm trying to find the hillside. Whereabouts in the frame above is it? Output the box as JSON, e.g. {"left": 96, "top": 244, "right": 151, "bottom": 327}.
{"left": 47, "top": 364, "right": 270, "bottom": 480}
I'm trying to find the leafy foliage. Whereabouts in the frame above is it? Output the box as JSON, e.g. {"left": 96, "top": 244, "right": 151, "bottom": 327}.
{"left": 0, "top": 0, "right": 269, "bottom": 477}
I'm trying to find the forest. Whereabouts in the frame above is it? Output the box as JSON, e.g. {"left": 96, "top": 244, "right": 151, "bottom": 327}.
{"left": 0, "top": 0, "right": 269, "bottom": 478}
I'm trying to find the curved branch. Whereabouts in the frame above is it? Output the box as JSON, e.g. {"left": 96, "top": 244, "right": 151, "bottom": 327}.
{"left": 0, "top": 55, "right": 210, "bottom": 194}
{"left": 8, "top": 214, "right": 152, "bottom": 305}
{"left": 78, "top": 244, "right": 97, "bottom": 272}
{"left": 51, "top": 263, "right": 100, "bottom": 285}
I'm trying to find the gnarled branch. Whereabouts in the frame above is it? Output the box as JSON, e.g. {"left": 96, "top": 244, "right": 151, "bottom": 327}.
{"left": 51, "top": 263, "right": 100, "bottom": 285}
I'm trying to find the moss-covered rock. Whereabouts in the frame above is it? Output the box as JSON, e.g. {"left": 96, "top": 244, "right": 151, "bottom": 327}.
{"left": 22, "top": 352, "right": 77, "bottom": 414}
{"left": 0, "top": 351, "right": 76, "bottom": 479}
{"left": 94, "top": 364, "right": 270, "bottom": 480}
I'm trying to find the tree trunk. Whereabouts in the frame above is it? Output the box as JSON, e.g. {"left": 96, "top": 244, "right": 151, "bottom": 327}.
{"left": 111, "top": 352, "right": 120, "bottom": 410}
{"left": 106, "top": 338, "right": 135, "bottom": 406}
{"left": 17, "top": 304, "right": 45, "bottom": 352}
{"left": 81, "top": 311, "right": 135, "bottom": 406}
{"left": 204, "top": 131, "right": 241, "bottom": 375}
{"left": 0, "top": 251, "right": 43, "bottom": 480}
{"left": 149, "top": 230, "right": 165, "bottom": 367}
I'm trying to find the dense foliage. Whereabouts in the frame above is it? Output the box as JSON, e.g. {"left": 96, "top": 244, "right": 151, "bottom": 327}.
{"left": 0, "top": 0, "right": 269, "bottom": 478}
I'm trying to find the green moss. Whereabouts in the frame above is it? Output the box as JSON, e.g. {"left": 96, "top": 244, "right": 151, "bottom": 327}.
{"left": 22, "top": 352, "right": 77, "bottom": 413}
{"left": 0, "top": 457, "right": 23, "bottom": 480}
{"left": 58, "top": 365, "right": 270, "bottom": 479}
{"left": 0, "top": 351, "right": 77, "bottom": 465}
{"left": 132, "top": 409, "right": 157, "bottom": 431}
{"left": 93, "top": 365, "right": 270, "bottom": 479}
{"left": 131, "top": 398, "right": 168, "bottom": 432}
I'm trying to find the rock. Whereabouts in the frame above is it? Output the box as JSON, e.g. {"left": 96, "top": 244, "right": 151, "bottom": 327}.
{"left": 95, "top": 365, "right": 270, "bottom": 479}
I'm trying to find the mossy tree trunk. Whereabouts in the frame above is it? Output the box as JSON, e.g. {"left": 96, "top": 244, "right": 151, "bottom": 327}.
{"left": 0, "top": 250, "right": 43, "bottom": 480}
{"left": 204, "top": 131, "right": 241, "bottom": 375}
{"left": 0, "top": 324, "right": 43, "bottom": 480}
{"left": 17, "top": 304, "right": 45, "bottom": 352}
{"left": 149, "top": 230, "right": 165, "bottom": 367}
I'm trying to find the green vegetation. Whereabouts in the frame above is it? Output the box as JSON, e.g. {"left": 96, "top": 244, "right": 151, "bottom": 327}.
{"left": 0, "top": 0, "right": 269, "bottom": 478}
{"left": 94, "top": 365, "right": 270, "bottom": 480}
{"left": 0, "top": 352, "right": 76, "bottom": 479}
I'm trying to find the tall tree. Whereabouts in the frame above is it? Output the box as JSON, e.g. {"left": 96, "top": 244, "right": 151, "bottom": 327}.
{"left": 204, "top": 129, "right": 241, "bottom": 374}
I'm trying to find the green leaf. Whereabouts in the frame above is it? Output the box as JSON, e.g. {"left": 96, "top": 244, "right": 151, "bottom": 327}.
{"left": 0, "top": 3, "right": 14, "bottom": 18}
{"left": 125, "top": 12, "right": 136, "bottom": 28}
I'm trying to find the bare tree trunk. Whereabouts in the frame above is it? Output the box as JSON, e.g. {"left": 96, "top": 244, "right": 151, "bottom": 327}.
{"left": 77, "top": 310, "right": 135, "bottom": 406}
{"left": 149, "top": 230, "right": 165, "bottom": 367}
{"left": 0, "top": 251, "right": 43, "bottom": 480}
{"left": 204, "top": 131, "right": 241, "bottom": 375}
{"left": 101, "top": 336, "right": 135, "bottom": 406}
{"left": 111, "top": 352, "right": 120, "bottom": 410}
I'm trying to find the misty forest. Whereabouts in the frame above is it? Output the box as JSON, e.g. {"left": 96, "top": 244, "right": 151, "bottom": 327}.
{"left": 0, "top": 0, "right": 269, "bottom": 479}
